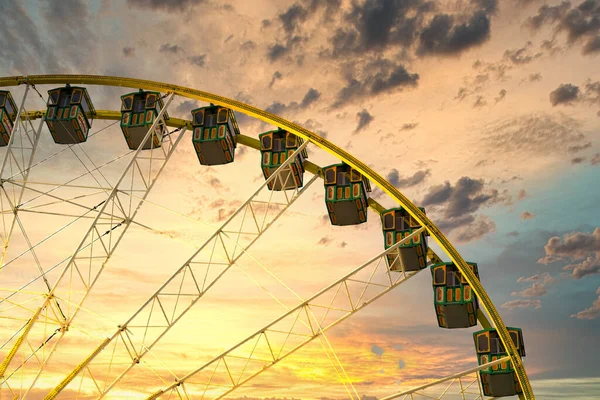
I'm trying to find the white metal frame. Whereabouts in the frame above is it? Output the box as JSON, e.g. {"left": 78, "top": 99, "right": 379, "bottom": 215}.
{"left": 147, "top": 227, "right": 427, "bottom": 399}
{"left": 0, "top": 93, "right": 187, "bottom": 397}
{"left": 45, "top": 141, "right": 318, "bottom": 399}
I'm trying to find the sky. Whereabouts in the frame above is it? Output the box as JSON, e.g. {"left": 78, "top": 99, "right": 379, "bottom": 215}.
{"left": 0, "top": 0, "right": 599, "bottom": 399}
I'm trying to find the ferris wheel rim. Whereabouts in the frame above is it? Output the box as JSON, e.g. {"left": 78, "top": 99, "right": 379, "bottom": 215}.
{"left": 0, "top": 74, "right": 534, "bottom": 399}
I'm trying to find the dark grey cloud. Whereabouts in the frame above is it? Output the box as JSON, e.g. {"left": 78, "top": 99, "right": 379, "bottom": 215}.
{"left": 123, "top": 46, "right": 135, "bottom": 57}
{"left": 526, "top": 0, "right": 600, "bottom": 56}
{"left": 159, "top": 43, "right": 182, "bottom": 54}
{"left": 265, "top": 87, "right": 322, "bottom": 116}
{"left": 527, "top": 72, "right": 543, "bottom": 82}
{"left": 386, "top": 169, "right": 430, "bottom": 188}
{"left": 550, "top": 83, "right": 580, "bottom": 106}
{"left": 418, "top": 11, "right": 491, "bottom": 56}
{"left": 269, "top": 71, "right": 283, "bottom": 88}
{"left": 173, "top": 100, "right": 200, "bottom": 117}
{"left": 127, "top": 0, "right": 205, "bottom": 12}
{"left": 421, "top": 177, "right": 509, "bottom": 217}
{"left": 503, "top": 42, "right": 542, "bottom": 64}
{"left": 419, "top": 176, "right": 509, "bottom": 242}
{"left": 267, "top": 36, "right": 304, "bottom": 62}
{"left": 188, "top": 54, "right": 206, "bottom": 67}
{"left": 354, "top": 109, "right": 374, "bottom": 134}
{"left": 332, "top": 59, "right": 419, "bottom": 107}
{"left": 568, "top": 141, "right": 592, "bottom": 155}
{"left": 280, "top": 3, "right": 309, "bottom": 34}
{"left": 572, "top": 156, "right": 586, "bottom": 164}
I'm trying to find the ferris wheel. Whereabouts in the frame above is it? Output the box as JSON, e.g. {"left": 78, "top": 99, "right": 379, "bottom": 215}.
{"left": 0, "top": 75, "right": 535, "bottom": 400}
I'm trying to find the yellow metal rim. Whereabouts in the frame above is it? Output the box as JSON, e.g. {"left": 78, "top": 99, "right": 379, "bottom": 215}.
{"left": 1, "top": 75, "right": 534, "bottom": 399}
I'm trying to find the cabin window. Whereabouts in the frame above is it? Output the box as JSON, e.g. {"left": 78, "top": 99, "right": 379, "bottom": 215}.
{"left": 48, "top": 91, "right": 59, "bottom": 106}
{"left": 477, "top": 333, "right": 489, "bottom": 353}
{"left": 145, "top": 94, "right": 157, "bottom": 109}
{"left": 261, "top": 134, "right": 272, "bottom": 150}
{"left": 58, "top": 92, "right": 71, "bottom": 107}
{"left": 217, "top": 108, "right": 228, "bottom": 124}
{"left": 383, "top": 212, "right": 394, "bottom": 229}
{"left": 408, "top": 216, "right": 421, "bottom": 228}
{"left": 0, "top": 93, "right": 5, "bottom": 107}
{"left": 273, "top": 137, "right": 284, "bottom": 152}
{"left": 337, "top": 171, "right": 348, "bottom": 185}
{"left": 194, "top": 110, "right": 204, "bottom": 125}
{"left": 447, "top": 269, "right": 460, "bottom": 287}
{"left": 286, "top": 133, "right": 297, "bottom": 148}
{"left": 5, "top": 98, "right": 14, "bottom": 116}
{"left": 205, "top": 111, "right": 217, "bottom": 127}
{"left": 121, "top": 96, "right": 133, "bottom": 111}
{"left": 490, "top": 337, "right": 503, "bottom": 354}
{"left": 509, "top": 331, "right": 519, "bottom": 348}
{"left": 324, "top": 168, "right": 336, "bottom": 184}
{"left": 80, "top": 95, "right": 90, "bottom": 114}
{"left": 350, "top": 169, "right": 361, "bottom": 182}
{"left": 133, "top": 97, "right": 145, "bottom": 113}
{"left": 71, "top": 89, "right": 82, "bottom": 104}
{"left": 434, "top": 266, "right": 446, "bottom": 285}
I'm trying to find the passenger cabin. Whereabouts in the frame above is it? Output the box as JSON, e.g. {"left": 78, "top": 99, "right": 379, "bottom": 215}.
{"left": 323, "top": 163, "right": 371, "bottom": 226}
{"left": 431, "top": 262, "right": 480, "bottom": 328}
{"left": 381, "top": 207, "right": 428, "bottom": 272}
{"left": 474, "top": 328, "right": 526, "bottom": 398}
{"left": 191, "top": 105, "right": 240, "bottom": 165}
{"left": 0, "top": 90, "right": 18, "bottom": 146}
{"left": 120, "top": 90, "right": 168, "bottom": 150}
{"left": 45, "top": 86, "right": 96, "bottom": 144}
{"left": 259, "top": 129, "right": 307, "bottom": 190}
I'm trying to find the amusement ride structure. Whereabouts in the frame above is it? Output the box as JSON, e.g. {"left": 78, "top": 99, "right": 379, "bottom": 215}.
{"left": 0, "top": 75, "right": 535, "bottom": 399}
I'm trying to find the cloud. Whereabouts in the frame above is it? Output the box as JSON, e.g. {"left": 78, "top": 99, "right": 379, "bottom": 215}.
{"left": 526, "top": 72, "right": 543, "bottom": 83}
{"left": 571, "top": 287, "right": 600, "bottom": 320}
{"left": 517, "top": 189, "right": 527, "bottom": 200}
{"left": 421, "top": 177, "right": 509, "bottom": 219}
{"left": 494, "top": 89, "right": 507, "bottom": 104}
{"left": 452, "top": 216, "right": 496, "bottom": 243}
{"left": 417, "top": 11, "right": 492, "bottom": 56}
{"left": 269, "top": 71, "right": 283, "bottom": 88}
{"left": 159, "top": 43, "right": 182, "bottom": 54}
{"left": 122, "top": 46, "right": 135, "bottom": 57}
{"left": 265, "top": 87, "right": 322, "bottom": 116}
{"left": 127, "top": 0, "right": 205, "bottom": 13}
{"left": 538, "top": 228, "right": 600, "bottom": 279}
{"left": 354, "top": 109, "right": 374, "bottom": 134}
{"left": 188, "top": 54, "right": 206, "bottom": 67}
{"left": 483, "top": 113, "right": 589, "bottom": 159}
{"left": 511, "top": 282, "right": 547, "bottom": 297}
{"left": 386, "top": 169, "right": 430, "bottom": 188}
{"left": 371, "top": 344, "right": 384, "bottom": 356}
{"left": 473, "top": 95, "right": 487, "bottom": 108}
{"left": 564, "top": 257, "right": 600, "bottom": 279}
{"left": 526, "top": 1, "right": 600, "bottom": 56}
{"left": 400, "top": 122, "right": 419, "bottom": 131}
{"left": 592, "top": 153, "right": 600, "bottom": 165}
{"left": 521, "top": 211, "right": 536, "bottom": 220}
{"left": 501, "top": 299, "right": 542, "bottom": 310}
{"left": 317, "top": 236, "right": 333, "bottom": 246}
{"left": 517, "top": 272, "right": 556, "bottom": 284}
{"left": 503, "top": 42, "right": 542, "bottom": 65}
{"left": 550, "top": 83, "right": 580, "bottom": 106}
{"left": 332, "top": 59, "right": 419, "bottom": 107}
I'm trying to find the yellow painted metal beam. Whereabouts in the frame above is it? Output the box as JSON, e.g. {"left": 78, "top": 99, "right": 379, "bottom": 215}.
{"left": 3, "top": 75, "right": 532, "bottom": 399}
{"left": 0, "top": 307, "right": 42, "bottom": 379}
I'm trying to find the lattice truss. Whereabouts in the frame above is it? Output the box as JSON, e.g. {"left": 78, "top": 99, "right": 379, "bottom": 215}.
{"left": 0, "top": 90, "right": 188, "bottom": 397}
